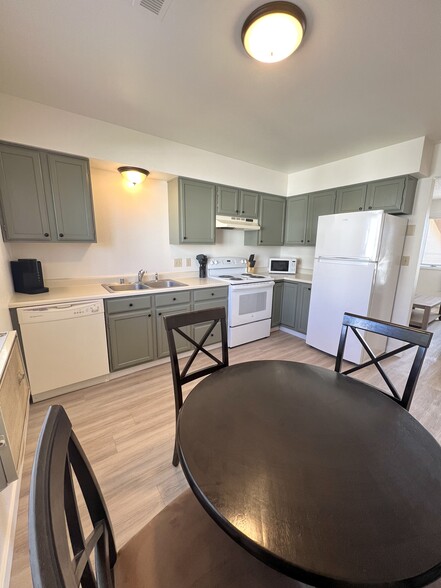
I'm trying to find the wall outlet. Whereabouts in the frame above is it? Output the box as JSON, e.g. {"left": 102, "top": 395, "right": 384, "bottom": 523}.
{"left": 186, "top": 258, "right": 192, "bottom": 267}
{"left": 401, "top": 255, "right": 410, "bottom": 266}
{"left": 174, "top": 258, "right": 182, "bottom": 268}
{"left": 406, "top": 224, "right": 416, "bottom": 237}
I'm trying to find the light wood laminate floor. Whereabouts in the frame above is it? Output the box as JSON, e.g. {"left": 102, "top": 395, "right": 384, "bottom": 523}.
{"left": 10, "top": 325, "right": 441, "bottom": 587}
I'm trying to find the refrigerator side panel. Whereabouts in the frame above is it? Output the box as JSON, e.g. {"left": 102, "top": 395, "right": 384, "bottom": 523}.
{"left": 369, "top": 214, "right": 407, "bottom": 322}
{"left": 315, "top": 210, "right": 384, "bottom": 261}
{"left": 306, "top": 259, "right": 376, "bottom": 362}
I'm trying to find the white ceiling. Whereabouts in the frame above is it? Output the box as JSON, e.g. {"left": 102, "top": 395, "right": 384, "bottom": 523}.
{"left": 1, "top": 0, "right": 441, "bottom": 174}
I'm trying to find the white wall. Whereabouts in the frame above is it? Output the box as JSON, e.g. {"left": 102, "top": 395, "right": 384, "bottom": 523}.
{"left": 287, "top": 137, "right": 432, "bottom": 195}
{"left": 8, "top": 168, "right": 282, "bottom": 280}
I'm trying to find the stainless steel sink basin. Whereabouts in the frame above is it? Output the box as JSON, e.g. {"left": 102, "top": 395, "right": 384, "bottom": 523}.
{"left": 102, "top": 283, "right": 151, "bottom": 293}
{"left": 143, "top": 279, "right": 188, "bottom": 289}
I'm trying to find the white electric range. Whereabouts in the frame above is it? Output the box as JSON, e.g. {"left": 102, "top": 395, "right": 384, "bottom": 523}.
{"left": 207, "top": 257, "right": 274, "bottom": 347}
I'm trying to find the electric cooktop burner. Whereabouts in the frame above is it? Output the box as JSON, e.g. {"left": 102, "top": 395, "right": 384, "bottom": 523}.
{"left": 242, "top": 273, "right": 266, "bottom": 278}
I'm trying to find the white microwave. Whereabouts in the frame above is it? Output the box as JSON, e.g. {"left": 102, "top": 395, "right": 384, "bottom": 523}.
{"left": 268, "top": 258, "right": 297, "bottom": 275}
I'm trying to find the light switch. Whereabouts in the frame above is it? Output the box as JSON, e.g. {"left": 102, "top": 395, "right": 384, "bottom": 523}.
{"left": 174, "top": 258, "right": 182, "bottom": 268}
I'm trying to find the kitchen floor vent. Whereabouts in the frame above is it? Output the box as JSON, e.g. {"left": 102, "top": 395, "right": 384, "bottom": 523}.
{"left": 139, "top": 0, "right": 165, "bottom": 15}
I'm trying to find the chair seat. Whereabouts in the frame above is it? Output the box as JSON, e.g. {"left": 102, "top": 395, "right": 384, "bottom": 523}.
{"left": 114, "top": 489, "right": 303, "bottom": 588}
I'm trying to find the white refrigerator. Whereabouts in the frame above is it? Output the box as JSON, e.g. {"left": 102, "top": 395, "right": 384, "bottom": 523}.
{"left": 305, "top": 210, "right": 407, "bottom": 363}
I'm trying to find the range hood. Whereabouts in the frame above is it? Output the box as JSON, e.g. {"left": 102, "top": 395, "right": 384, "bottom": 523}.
{"left": 216, "top": 215, "right": 260, "bottom": 231}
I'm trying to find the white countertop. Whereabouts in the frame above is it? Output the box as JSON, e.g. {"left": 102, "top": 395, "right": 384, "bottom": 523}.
{"left": 269, "top": 272, "right": 313, "bottom": 284}
{"left": 8, "top": 277, "right": 226, "bottom": 308}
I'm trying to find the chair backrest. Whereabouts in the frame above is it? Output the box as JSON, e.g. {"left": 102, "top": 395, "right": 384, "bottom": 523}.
{"left": 335, "top": 312, "right": 433, "bottom": 410}
{"left": 29, "top": 405, "right": 116, "bottom": 588}
{"left": 164, "top": 306, "right": 229, "bottom": 418}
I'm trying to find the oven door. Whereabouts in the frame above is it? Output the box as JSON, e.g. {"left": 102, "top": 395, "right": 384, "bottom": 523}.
{"left": 229, "top": 282, "right": 274, "bottom": 327}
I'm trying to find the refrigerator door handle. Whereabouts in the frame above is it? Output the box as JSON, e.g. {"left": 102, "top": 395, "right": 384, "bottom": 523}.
{"left": 317, "top": 256, "right": 375, "bottom": 264}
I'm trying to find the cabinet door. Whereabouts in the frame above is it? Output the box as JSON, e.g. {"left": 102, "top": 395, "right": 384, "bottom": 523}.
{"left": 180, "top": 179, "right": 216, "bottom": 244}
{"left": 335, "top": 185, "right": 367, "bottom": 213}
{"left": 108, "top": 310, "right": 155, "bottom": 371}
{"left": 47, "top": 154, "right": 96, "bottom": 242}
{"left": 193, "top": 298, "right": 228, "bottom": 344}
{"left": 217, "top": 185, "right": 239, "bottom": 215}
{"left": 295, "top": 283, "right": 312, "bottom": 334}
{"left": 365, "top": 177, "right": 408, "bottom": 213}
{"left": 284, "top": 195, "right": 308, "bottom": 245}
{"left": 0, "top": 144, "right": 52, "bottom": 241}
{"left": 305, "top": 190, "right": 336, "bottom": 246}
{"left": 258, "top": 194, "right": 286, "bottom": 246}
{"left": 240, "top": 190, "right": 259, "bottom": 218}
{"left": 281, "top": 282, "right": 299, "bottom": 328}
{"left": 156, "top": 303, "right": 192, "bottom": 359}
{"left": 271, "top": 282, "right": 284, "bottom": 327}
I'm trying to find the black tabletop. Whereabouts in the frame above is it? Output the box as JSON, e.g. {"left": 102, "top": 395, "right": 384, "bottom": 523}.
{"left": 176, "top": 361, "right": 441, "bottom": 587}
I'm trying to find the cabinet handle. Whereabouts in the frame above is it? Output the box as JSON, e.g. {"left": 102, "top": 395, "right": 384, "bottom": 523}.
{"left": 307, "top": 240, "right": 310, "bottom": 242}
{"left": 236, "top": 210, "right": 239, "bottom": 214}
{"left": 158, "top": 312, "right": 162, "bottom": 316}
{"left": 183, "top": 236, "right": 187, "bottom": 240}
{"left": 301, "top": 240, "right": 304, "bottom": 243}
{"left": 260, "top": 240, "right": 263, "bottom": 243}
{"left": 129, "top": 303, "right": 133, "bottom": 307}
{"left": 44, "top": 233, "right": 49, "bottom": 237}
{"left": 148, "top": 314, "right": 151, "bottom": 317}
{"left": 242, "top": 210, "right": 245, "bottom": 214}
{"left": 211, "top": 292, "right": 214, "bottom": 296}
{"left": 359, "top": 207, "right": 362, "bottom": 210}
{"left": 173, "top": 297, "right": 176, "bottom": 301}
{"left": 368, "top": 206, "right": 372, "bottom": 210}
{"left": 59, "top": 233, "right": 64, "bottom": 238}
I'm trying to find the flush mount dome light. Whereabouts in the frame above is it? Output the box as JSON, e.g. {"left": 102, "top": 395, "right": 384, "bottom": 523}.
{"left": 118, "top": 166, "right": 150, "bottom": 186}
{"left": 241, "top": 1, "right": 306, "bottom": 63}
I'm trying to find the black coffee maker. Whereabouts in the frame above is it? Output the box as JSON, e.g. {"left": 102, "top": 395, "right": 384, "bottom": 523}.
{"left": 196, "top": 254, "right": 208, "bottom": 278}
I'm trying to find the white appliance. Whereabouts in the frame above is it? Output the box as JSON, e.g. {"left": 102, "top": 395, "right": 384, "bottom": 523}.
{"left": 268, "top": 257, "right": 297, "bottom": 275}
{"left": 17, "top": 299, "right": 109, "bottom": 401}
{"left": 215, "top": 215, "right": 260, "bottom": 231}
{"left": 306, "top": 210, "right": 407, "bottom": 363}
{"left": 207, "top": 257, "right": 274, "bottom": 347}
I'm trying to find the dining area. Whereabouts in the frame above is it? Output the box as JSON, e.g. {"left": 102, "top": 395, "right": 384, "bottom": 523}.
{"left": 15, "top": 307, "right": 441, "bottom": 587}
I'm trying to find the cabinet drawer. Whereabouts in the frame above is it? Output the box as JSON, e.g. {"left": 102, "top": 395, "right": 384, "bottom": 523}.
{"left": 193, "top": 287, "right": 228, "bottom": 302}
{"left": 106, "top": 295, "right": 152, "bottom": 314}
{"left": 155, "top": 291, "right": 191, "bottom": 307}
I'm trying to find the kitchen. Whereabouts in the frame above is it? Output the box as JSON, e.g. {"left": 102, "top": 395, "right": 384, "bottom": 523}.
{"left": 1, "top": 1, "right": 441, "bottom": 586}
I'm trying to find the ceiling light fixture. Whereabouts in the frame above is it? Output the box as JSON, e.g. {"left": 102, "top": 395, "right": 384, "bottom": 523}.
{"left": 241, "top": 2, "right": 306, "bottom": 63}
{"left": 118, "top": 166, "right": 150, "bottom": 186}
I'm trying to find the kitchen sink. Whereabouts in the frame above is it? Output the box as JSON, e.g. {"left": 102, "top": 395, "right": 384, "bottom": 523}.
{"left": 102, "top": 283, "right": 151, "bottom": 292}
{"left": 143, "top": 279, "right": 188, "bottom": 289}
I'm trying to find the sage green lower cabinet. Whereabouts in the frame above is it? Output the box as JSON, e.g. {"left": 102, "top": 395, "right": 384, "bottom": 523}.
{"left": 295, "top": 283, "right": 312, "bottom": 334}
{"left": 278, "top": 281, "right": 312, "bottom": 334}
{"left": 271, "top": 281, "right": 284, "bottom": 327}
{"left": 155, "top": 304, "right": 192, "bottom": 359}
{"left": 193, "top": 287, "right": 228, "bottom": 344}
{"left": 335, "top": 184, "right": 367, "bottom": 213}
{"left": 106, "top": 295, "right": 155, "bottom": 371}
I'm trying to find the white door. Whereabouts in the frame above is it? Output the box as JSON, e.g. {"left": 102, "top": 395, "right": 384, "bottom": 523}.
{"left": 315, "top": 210, "right": 384, "bottom": 261}
{"left": 306, "top": 259, "right": 376, "bottom": 363}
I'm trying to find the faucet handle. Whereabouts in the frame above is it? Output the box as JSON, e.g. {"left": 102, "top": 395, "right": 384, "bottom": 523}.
{"left": 138, "top": 269, "right": 146, "bottom": 283}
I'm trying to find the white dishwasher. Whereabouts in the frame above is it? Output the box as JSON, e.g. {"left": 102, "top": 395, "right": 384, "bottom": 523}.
{"left": 17, "top": 300, "right": 109, "bottom": 401}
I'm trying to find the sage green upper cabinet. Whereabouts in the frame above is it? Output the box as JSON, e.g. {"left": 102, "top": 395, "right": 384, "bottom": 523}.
{"left": 47, "top": 154, "right": 95, "bottom": 241}
{"left": 168, "top": 177, "right": 216, "bottom": 244}
{"left": 0, "top": 142, "right": 96, "bottom": 242}
{"left": 245, "top": 193, "right": 285, "bottom": 246}
{"left": 0, "top": 144, "right": 51, "bottom": 241}
{"left": 239, "top": 190, "right": 259, "bottom": 217}
{"left": 366, "top": 176, "right": 417, "bottom": 214}
{"left": 335, "top": 184, "right": 367, "bottom": 214}
{"left": 216, "top": 186, "right": 259, "bottom": 218}
{"left": 284, "top": 195, "right": 308, "bottom": 245}
{"left": 305, "top": 190, "right": 336, "bottom": 246}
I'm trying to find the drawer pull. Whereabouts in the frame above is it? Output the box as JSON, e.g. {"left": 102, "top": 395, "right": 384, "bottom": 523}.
{"left": 0, "top": 436, "right": 6, "bottom": 448}
{"left": 211, "top": 293, "right": 214, "bottom": 296}
{"left": 129, "top": 303, "right": 133, "bottom": 307}
{"left": 173, "top": 297, "right": 176, "bottom": 301}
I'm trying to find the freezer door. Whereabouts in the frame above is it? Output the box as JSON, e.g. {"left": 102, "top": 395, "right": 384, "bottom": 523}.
{"left": 306, "top": 258, "right": 376, "bottom": 363}
{"left": 315, "top": 210, "right": 384, "bottom": 261}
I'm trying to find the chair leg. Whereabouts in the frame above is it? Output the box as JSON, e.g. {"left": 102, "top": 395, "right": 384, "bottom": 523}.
{"left": 172, "top": 440, "right": 179, "bottom": 467}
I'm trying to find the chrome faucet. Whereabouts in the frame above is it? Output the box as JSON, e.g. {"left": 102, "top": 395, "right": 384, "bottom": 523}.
{"left": 137, "top": 269, "right": 146, "bottom": 283}
{"left": 155, "top": 272, "right": 159, "bottom": 281}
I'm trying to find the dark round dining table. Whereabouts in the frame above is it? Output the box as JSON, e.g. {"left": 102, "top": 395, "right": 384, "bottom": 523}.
{"left": 176, "top": 360, "right": 441, "bottom": 587}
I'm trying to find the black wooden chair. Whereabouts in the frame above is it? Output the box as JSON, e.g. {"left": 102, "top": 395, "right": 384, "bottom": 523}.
{"left": 335, "top": 312, "right": 433, "bottom": 410}
{"left": 29, "top": 405, "right": 301, "bottom": 588}
{"left": 163, "top": 307, "right": 229, "bottom": 466}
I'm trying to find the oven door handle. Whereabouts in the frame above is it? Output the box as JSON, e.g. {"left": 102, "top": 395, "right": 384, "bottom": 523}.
{"left": 230, "top": 282, "right": 274, "bottom": 292}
